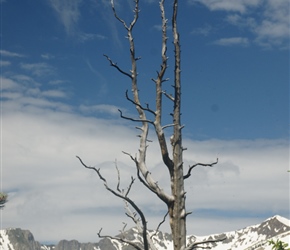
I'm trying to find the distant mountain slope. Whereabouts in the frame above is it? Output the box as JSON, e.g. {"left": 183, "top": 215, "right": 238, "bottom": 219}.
{"left": 187, "top": 215, "right": 290, "bottom": 250}
{"left": 0, "top": 215, "right": 289, "bottom": 250}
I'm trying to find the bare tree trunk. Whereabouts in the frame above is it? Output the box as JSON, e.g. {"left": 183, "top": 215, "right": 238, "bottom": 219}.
{"left": 169, "top": 1, "right": 187, "bottom": 249}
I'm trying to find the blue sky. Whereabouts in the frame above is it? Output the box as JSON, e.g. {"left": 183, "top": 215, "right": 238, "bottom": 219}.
{"left": 1, "top": 0, "right": 289, "bottom": 244}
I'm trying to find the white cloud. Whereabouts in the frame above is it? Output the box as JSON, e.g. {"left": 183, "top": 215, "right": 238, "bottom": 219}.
{"left": 0, "top": 50, "right": 25, "bottom": 58}
{"left": 1, "top": 73, "right": 289, "bottom": 243}
{"left": 48, "top": 0, "right": 82, "bottom": 35}
{"left": 20, "top": 62, "right": 55, "bottom": 77}
{"left": 213, "top": 37, "right": 249, "bottom": 46}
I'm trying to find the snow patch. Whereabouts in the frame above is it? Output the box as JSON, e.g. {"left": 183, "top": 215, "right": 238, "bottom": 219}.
{"left": 0, "top": 229, "right": 15, "bottom": 250}
{"left": 276, "top": 215, "right": 290, "bottom": 227}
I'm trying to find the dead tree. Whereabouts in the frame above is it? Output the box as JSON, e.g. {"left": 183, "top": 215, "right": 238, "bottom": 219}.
{"left": 78, "top": 0, "right": 221, "bottom": 249}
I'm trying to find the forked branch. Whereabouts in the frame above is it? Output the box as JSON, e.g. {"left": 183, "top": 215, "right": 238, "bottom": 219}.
{"left": 122, "top": 151, "right": 174, "bottom": 205}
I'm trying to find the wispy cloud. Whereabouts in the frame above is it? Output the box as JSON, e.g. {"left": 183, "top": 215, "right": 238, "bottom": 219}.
{"left": 152, "top": 24, "right": 172, "bottom": 31}
{"left": 48, "top": 0, "right": 82, "bottom": 35}
{"left": 189, "top": 0, "right": 262, "bottom": 13}
{"left": 41, "top": 53, "right": 55, "bottom": 60}
{"left": 48, "top": 79, "right": 68, "bottom": 85}
{"left": 1, "top": 76, "right": 71, "bottom": 112}
{"left": 190, "top": 0, "right": 290, "bottom": 49}
{"left": 191, "top": 24, "right": 213, "bottom": 36}
{"left": 0, "top": 50, "right": 25, "bottom": 58}
{"left": 79, "top": 104, "right": 121, "bottom": 116}
{"left": 42, "top": 89, "right": 68, "bottom": 99}
{"left": 144, "top": 0, "right": 158, "bottom": 3}
{"left": 102, "top": 9, "right": 123, "bottom": 50}
{"left": 20, "top": 62, "right": 55, "bottom": 77}
{"left": 85, "top": 59, "right": 108, "bottom": 97}
{"left": 78, "top": 32, "right": 107, "bottom": 42}
{"left": 0, "top": 60, "right": 11, "bottom": 67}
{"left": 1, "top": 77, "right": 22, "bottom": 91}
{"left": 213, "top": 37, "right": 249, "bottom": 46}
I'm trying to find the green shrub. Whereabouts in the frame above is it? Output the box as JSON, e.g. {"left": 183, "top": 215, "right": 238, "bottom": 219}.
{"left": 268, "top": 239, "right": 290, "bottom": 250}
{"left": 0, "top": 192, "right": 8, "bottom": 206}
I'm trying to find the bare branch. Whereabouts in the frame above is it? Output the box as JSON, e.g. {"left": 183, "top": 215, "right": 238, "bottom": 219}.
{"left": 110, "top": 0, "right": 129, "bottom": 30}
{"left": 115, "top": 160, "right": 122, "bottom": 193}
{"left": 162, "top": 90, "right": 175, "bottom": 101}
{"left": 186, "top": 211, "right": 193, "bottom": 217}
{"left": 103, "top": 54, "right": 132, "bottom": 79}
{"left": 125, "top": 203, "right": 140, "bottom": 226}
{"left": 125, "top": 90, "right": 156, "bottom": 116}
{"left": 183, "top": 158, "right": 219, "bottom": 180}
{"left": 151, "top": 211, "right": 169, "bottom": 239}
{"left": 76, "top": 156, "right": 106, "bottom": 182}
{"left": 118, "top": 109, "right": 154, "bottom": 124}
{"left": 125, "top": 176, "right": 135, "bottom": 197}
{"left": 122, "top": 151, "right": 136, "bottom": 162}
{"left": 161, "top": 123, "right": 176, "bottom": 130}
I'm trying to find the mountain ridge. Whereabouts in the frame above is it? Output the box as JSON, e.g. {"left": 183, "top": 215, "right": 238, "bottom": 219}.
{"left": 0, "top": 215, "right": 289, "bottom": 250}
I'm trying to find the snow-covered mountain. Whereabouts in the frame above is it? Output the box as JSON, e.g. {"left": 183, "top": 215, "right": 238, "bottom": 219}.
{"left": 0, "top": 215, "right": 289, "bottom": 250}
{"left": 186, "top": 215, "right": 290, "bottom": 250}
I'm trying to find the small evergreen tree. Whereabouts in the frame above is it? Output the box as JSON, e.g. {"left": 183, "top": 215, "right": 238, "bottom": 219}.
{"left": 268, "top": 239, "right": 290, "bottom": 250}
{"left": 0, "top": 192, "right": 8, "bottom": 209}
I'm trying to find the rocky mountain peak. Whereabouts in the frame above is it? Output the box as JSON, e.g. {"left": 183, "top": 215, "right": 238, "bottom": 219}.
{"left": 0, "top": 215, "right": 289, "bottom": 250}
